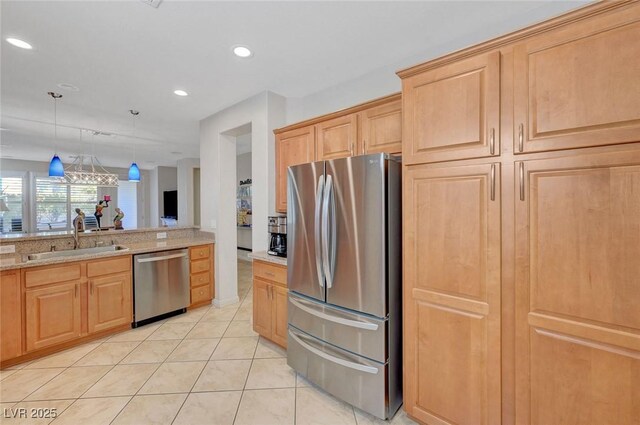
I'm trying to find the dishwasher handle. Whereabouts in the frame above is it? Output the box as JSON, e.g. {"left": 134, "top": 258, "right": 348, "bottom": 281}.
{"left": 136, "top": 252, "right": 188, "bottom": 263}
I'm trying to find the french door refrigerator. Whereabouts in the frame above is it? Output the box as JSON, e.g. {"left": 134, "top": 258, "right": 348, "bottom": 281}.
{"left": 287, "top": 153, "right": 402, "bottom": 420}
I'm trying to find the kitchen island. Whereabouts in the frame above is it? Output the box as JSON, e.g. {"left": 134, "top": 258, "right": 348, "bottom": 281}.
{"left": 0, "top": 226, "right": 215, "bottom": 368}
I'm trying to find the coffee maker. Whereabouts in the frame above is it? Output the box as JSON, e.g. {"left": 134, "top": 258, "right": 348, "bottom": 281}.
{"left": 268, "top": 216, "right": 287, "bottom": 257}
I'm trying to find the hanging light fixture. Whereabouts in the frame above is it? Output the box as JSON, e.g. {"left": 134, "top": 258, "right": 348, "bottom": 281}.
{"left": 56, "top": 129, "right": 119, "bottom": 187}
{"left": 128, "top": 109, "right": 141, "bottom": 182}
{"left": 47, "top": 92, "right": 65, "bottom": 177}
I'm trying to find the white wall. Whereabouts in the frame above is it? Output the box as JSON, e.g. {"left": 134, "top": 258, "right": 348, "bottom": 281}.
{"left": 200, "top": 91, "right": 286, "bottom": 306}
{"left": 149, "top": 165, "right": 177, "bottom": 227}
{"left": 0, "top": 158, "right": 151, "bottom": 229}
{"left": 177, "top": 158, "right": 200, "bottom": 227}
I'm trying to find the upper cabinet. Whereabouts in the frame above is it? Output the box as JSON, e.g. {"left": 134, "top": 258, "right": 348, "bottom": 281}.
{"left": 316, "top": 114, "right": 358, "bottom": 160}
{"left": 513, "top": 11, "right": 640, "bottom": 153}
{"left": 360, "top": 99, "right": 402, "bottom": 155}
{"left": 275, "top": 126, "right": 316, "bottom": 212}
{"left": 402, "top": 51, "right": 500, "bottom": 164}
{"left": 274, "top": 94, "right": 401, "bottom": 213}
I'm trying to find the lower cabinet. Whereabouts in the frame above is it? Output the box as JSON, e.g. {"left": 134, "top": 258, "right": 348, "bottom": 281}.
{"left": 1, "top": 270, "right": 23, "bottom": 361}
{"left": 271, "top": 284, "right": 288, "bottom": 348}
{"left": 18, "top": 255, "right": 132, "bottom": 356}
{"left": 88, "top": 272, "right": 132, "bottom": 334}
{"left": 189, "top": 244, "right": 215, "bottom": 308}
{"left": 252, "top": 260, "right": 288, "bottom": 348}
{"left": 25, "top": 281, "right": 82, "bottom": 352}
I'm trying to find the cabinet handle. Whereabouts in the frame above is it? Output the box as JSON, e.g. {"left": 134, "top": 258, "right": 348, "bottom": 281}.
{"left": 489, "top": 128, "right": 495, "bottom": 155}
{"left": 75, "top": 284, "right": 79, "bottom": 298}
{"left": 518, "top": 123, "right": 524, "bottom": 152}
{"left": 265, "top": 271, "right": 275, "bottom": 277}
{"left": 90, "top": 282, "right": 94, "bottom": 295}
{"left": 362, "top": 139, "right": 366, "bottom": 155}
{"left": 519, "top": 162, "right": 525, "bottom": 201}
{"left": 490, "top": 164, "right": 496, "bottom": 201}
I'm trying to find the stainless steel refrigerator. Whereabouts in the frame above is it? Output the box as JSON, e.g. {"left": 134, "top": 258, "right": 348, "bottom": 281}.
{"left": 286, "top": 153, "right": 402, "bottom": 420}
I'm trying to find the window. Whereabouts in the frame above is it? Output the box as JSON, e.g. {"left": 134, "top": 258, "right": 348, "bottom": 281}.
{"left": 0, "top": 176, "right": 24, "bottom": 233}
{"left": 35, "top": 178, "right": 98, "bottom": 231}
{"left": 117, "top": 180, "right": 138, "bottom": 229}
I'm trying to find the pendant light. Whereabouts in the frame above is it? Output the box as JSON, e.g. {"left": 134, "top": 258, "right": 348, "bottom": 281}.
{"left": 128, "top": 109, "right": 140, "bottom": 182}
{"left": 47, "top": 92, "right": 64, "bottom": 177}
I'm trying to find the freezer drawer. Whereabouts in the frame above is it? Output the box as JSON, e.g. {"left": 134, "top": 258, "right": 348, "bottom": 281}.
{"left": 287, "top": 326, "right": 391, "bottom": 420}
{"left": 288, "top": 292, "right": 387, "bottom": 362}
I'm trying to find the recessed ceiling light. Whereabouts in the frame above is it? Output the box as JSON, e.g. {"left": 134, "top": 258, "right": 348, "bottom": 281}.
{"left": 233, "top": 45, "right": 252, "bottom": 58}
{"left": 57, "top": 83, "right": 80, "bottom": 92}
{"left": 174, "top": 90, "right": 188, "bottom": 96}
{"left": 6, "top": 37, "right": 32, "bottom": 49}
{"left": 171, "top": 151, "right": 182, "bottom": 155}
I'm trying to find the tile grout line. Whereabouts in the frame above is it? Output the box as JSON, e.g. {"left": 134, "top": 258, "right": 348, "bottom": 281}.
{"left": 12, "top": 338, "right": 107, "bottom": 405}
{"left": 108, "top": 308, "right": 210, "bottom": 425}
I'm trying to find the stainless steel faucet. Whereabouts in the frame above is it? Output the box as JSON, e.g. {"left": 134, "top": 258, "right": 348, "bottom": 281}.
{"left": 73, "top": 216, "right": 84, "bottom": 249}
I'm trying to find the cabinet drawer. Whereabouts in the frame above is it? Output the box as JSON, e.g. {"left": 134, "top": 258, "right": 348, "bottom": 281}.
{"left": 191, "top": 258, "right": 211, "bottom": 274}
{"left": 191, "top": 285, "right": 211, "bottom": 304}
{"left": 253, "top": 260, "right": 287, "bottom": 286}
{"left": 190, "top": 271, "right": 210, "bottom": 288}
{"left": 87, "top": 256, "right": 131, "bottom": 278}
{"left": 24, "top": 263, "right": 82, "bottom": 288}
{"left": 190, "top": 245, "right": 211, "bottom": 261}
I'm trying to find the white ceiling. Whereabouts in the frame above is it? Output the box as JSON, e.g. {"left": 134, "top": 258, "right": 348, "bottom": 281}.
{"left": 1, "top": 0, "right": 587, "bottom": 169}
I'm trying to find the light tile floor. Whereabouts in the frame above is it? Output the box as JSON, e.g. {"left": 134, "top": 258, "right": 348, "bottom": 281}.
{"left": 0, "top": 261, "right": 415, "bottom": 425}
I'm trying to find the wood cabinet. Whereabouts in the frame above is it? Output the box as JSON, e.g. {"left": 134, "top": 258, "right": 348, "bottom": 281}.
{"left": 513, "top": 11, "right": 640, "bottom": 154}
{"left": 402, "top": 51, "right": 500, "bottom": 164}
{"left": 274, "top": 94, "right": 402, "bottom": 213}
{"left": 403, "top": 163, "right": 501, "bottom": 425}
{"left": 1, "top": 270, "right": 22, "bottom": 361}
{"left": 25, "top": 281, "right": 82, "bottom": 352}
{"left": 399, "top": 3, "right": 640, "bottom": 424}
{"left": 514, "top": 148, "right": 640, "bottom": 424}
{"left": 88, "top": 272, "right": 132, "bottom": 334}
{"left": 271, "top": 284, "right": 288, "bottom": 348}
{"left": 316, "top": 114, "right": 358, "bottom": 160}
{"left": 275, "top": 126, "right": 316, "bottom": 212}
{"left": 252, "top": 260, "right": 288, "bottom": 348}
{"left": 189, "top": 244, "right": 215, "bottom": 308}
{"left": 360, "top": 99, "right": 402, "bottom": 155}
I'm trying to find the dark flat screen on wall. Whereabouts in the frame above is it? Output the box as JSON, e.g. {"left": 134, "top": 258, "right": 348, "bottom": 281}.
{"left": 163, "top": 190, "right": 178, "bottom": 219}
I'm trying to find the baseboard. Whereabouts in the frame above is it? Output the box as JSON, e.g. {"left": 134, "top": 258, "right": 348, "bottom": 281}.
{"left": 213, "top": 296, "right": 240, "bottom": 308}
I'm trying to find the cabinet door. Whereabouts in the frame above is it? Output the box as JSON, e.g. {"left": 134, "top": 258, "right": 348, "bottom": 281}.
{"left": 88, "top": 272, "right": 132, "bottom": 334}
{"left": 360, "top": 99, "right": 402, "bottom": 155}
{"left": 252, "top": 279, "right": 272, "bottom": 338}
{"left": 25, "top": 281, "right": 81, "bottom": 352}
{"left": 404, "top": 162, "right": 501, "bottom": 424}
{"left": 276, "top": 126, "right": 316, "bottom": 212}
{"left": 1, "top": 270, "right": 22, "bottom": 361}
{"left": 402, "top": 51, "right": 500, "bottom": 164}
{"left": 271, "top": 285, "right": 288, "bottom": 348}
{"left": 316, "top": 114, "right": 357, "bottom": 160}
{"left": 514, "top": 148, "right": 640, "bottom": 425}
{"left": 513, "top": 10, "right": 640, "bottom": 154}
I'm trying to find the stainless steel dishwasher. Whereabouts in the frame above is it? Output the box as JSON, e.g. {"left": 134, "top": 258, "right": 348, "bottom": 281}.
{"left": 133, "top": 248, "right": 190, "bottom": 327}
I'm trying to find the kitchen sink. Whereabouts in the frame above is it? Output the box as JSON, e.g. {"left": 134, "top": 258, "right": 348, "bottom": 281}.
{"left": 27, "top": 245, "right": 129, "bottom": 261}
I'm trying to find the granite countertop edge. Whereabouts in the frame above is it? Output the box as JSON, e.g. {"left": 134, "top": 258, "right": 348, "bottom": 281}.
{"left": 249, "top": 251, "right": 288, "bottom": 266}
{"left": 0, "top": 238, "right": 215, "bottom": 271}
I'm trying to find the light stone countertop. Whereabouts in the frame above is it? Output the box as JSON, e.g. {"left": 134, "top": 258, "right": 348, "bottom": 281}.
{"left": 0, "top": 237, "right": 215, "bottom": 271}
{"left": 249, "top": 250, "right": 288, "bottom": 266}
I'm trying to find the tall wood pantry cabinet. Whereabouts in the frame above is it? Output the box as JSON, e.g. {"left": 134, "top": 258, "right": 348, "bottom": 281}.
{"left": 399, "top": 2, "right": 640, "bottom": 424}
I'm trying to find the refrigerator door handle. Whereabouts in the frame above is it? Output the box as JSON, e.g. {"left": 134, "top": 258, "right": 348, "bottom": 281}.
{"left": 288, "top": 329, "right": 379, "bottom": 374}
{"left": 322, "top": 174, "right": 334, "bottom": 288}
{"left": 314, "top": 175, "right": 325, "bottom": 288}
{"left": 289, "top": 297, "right": 379, "bottom": 331}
